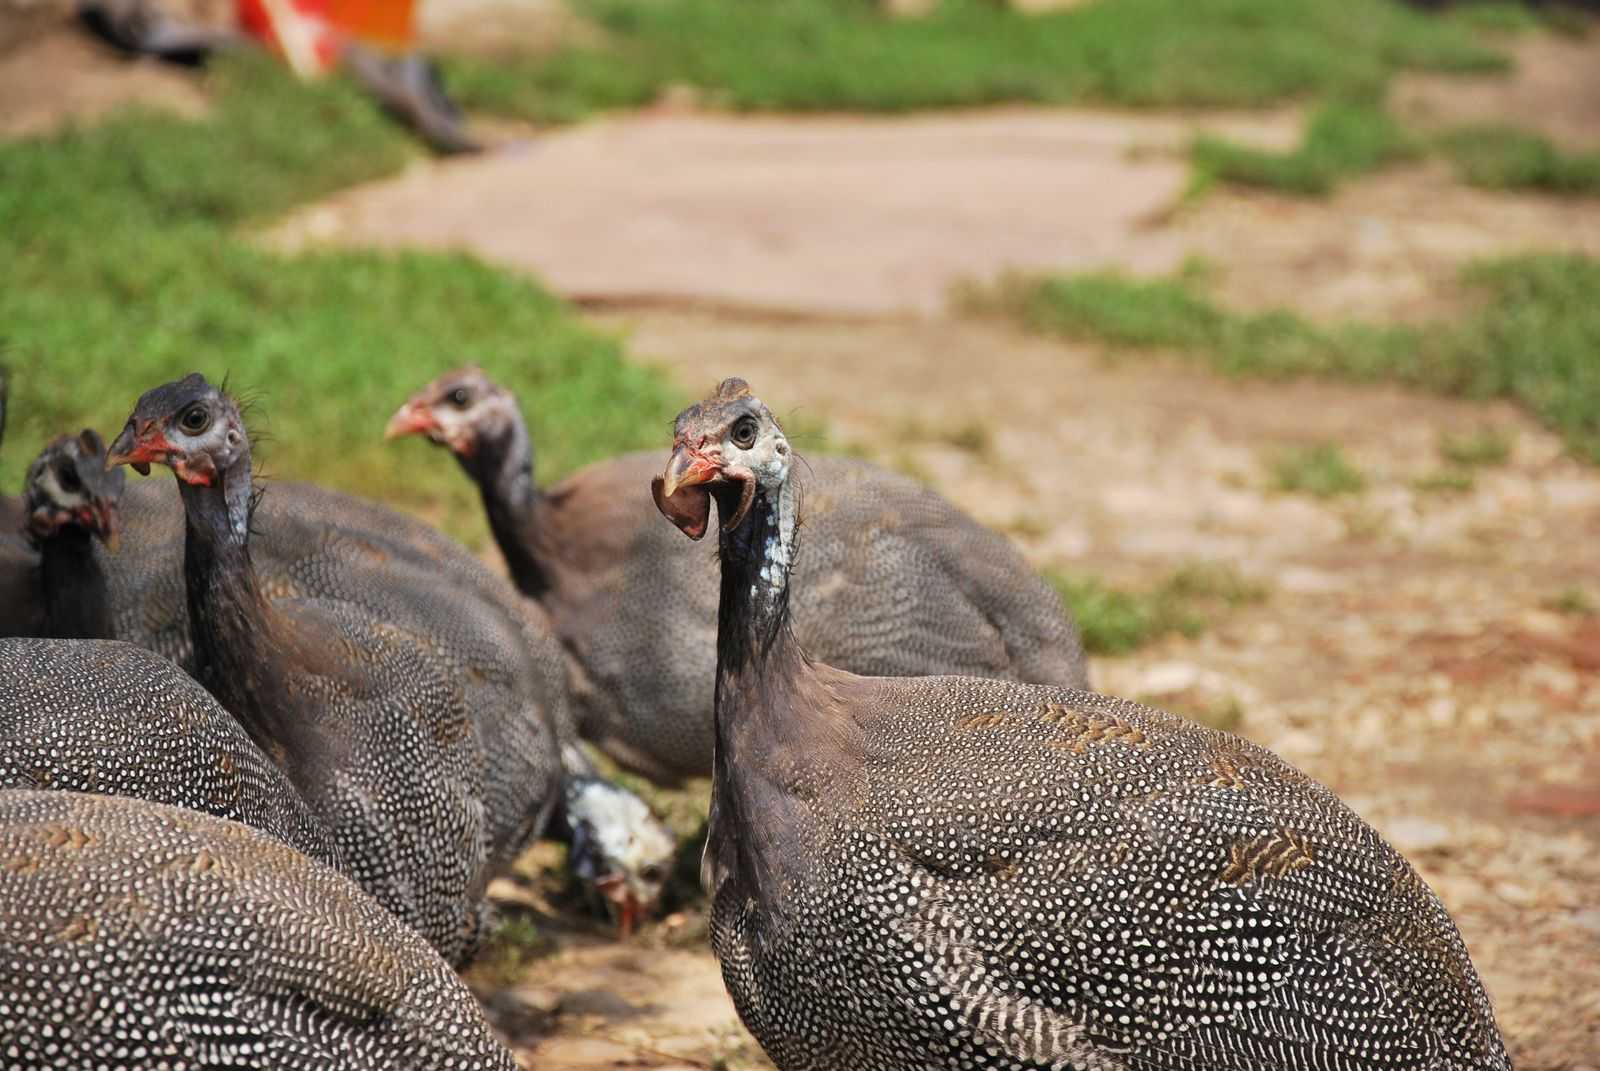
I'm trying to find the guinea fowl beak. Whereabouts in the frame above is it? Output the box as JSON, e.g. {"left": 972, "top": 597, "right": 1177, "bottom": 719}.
{"left": 593, "top": 873, "right": 642, "bottom": 938}
{"left": 105, "top": 425, "right": 159, "bottom": 477}
{"left": 661, "top": 444, "right": 720, "bottom": 499}
{"left": 91, "top": 499, "right": 121, "bottom": 552}
{"left": 384, "top": 400, "right": 438, "bottom": 441}
{"left": 653, "top": 444, "right": 722, "bottom": 541}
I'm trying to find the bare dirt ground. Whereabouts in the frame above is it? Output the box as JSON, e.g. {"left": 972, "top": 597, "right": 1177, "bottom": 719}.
{"left": 5, "top": 12, "right": 1598, "bottom": 1069}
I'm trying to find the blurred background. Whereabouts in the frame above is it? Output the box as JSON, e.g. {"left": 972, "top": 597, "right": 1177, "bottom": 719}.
{"left": 1, "top": 0, "right": 1597, "bottom": 1067}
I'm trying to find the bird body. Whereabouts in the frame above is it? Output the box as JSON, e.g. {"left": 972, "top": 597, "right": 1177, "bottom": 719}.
{"left": 0, "top": 789, "right": 516, "bottom": 1070}
{"left": 0, "top": 637, "right": 340, "bottom": 867}
{"left": 0, "top": 430, "right": 124, "bottom": 639}
{"left": 390, "top": 368, "right": 1088, "bottom": 783}
{"left": 105, "top": 375, "right": 554, "bottom": 965}
{"left": 656, "top": 379, "right": 1509, "bottom": 1071}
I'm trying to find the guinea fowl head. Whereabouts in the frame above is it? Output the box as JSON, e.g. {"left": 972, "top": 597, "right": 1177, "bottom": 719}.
{"left": 22, "top": 430, "right": 125, "bottom": 550}
{"left": 565, "top": 774, "right": 678, "bottom": 937}
{"left": 652, "top": 378, "right": 792, "bottom": 540}
{"left": 106, "top": 373, "right": 249, "bottom": 487}
{"left": 385, "top": 366, "right": 519, "bottom": 461}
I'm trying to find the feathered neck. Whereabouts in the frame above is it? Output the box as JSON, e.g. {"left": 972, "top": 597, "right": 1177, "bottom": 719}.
{"left": 38, "top": 528, "right": 112, "bottom": 639}
{"left": 708, "top": 470, "right": 862, "bottom": 905}
{"left": 176, "top": 448, "right": 316, "bottom": 780}
{"left": 456, "top": 414, "right": 553, "bottom": 597}
{"left": 713, "top": 474, "right": 803, "bottom": 690}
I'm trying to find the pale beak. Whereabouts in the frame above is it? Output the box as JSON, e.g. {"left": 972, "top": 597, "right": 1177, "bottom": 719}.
{"left": 384, "top": 400, "right": 437, "bottom": 441}
{"left": 661, "top": 443, "right": 721, "bottom": 498}
{"left": 105, "top": 425, "right": 157, "bottom": 476}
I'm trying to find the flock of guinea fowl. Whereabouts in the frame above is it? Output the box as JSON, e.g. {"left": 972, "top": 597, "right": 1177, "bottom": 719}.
{"left": 0, "top": 364, "right": 1511, "bottom": 1070}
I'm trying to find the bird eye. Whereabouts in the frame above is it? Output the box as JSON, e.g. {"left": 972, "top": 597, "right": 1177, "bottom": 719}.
{"left": 57, "top": 466, "right": 82, "bottom": 493}
{"left": 178, "top": 405, "right": 210, "bottom": 434}
{"left": 448, "top": 387, "right": 470, "bottom": 408}
{"left": 731, "top": 416, "right": 759, "bottom": 449}
{"left": 641, "top": 864, "right": 664, "bottom": 883}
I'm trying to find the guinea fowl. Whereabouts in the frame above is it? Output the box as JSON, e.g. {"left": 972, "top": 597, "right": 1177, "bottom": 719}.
{"left": 0, "top": 790, "right": 515, "bottom": 1070}
{"left": 88, "top": 466, "right": 675, "bottom": 932}
{"left": 105, "top": 373, "right": 558, "bottom": 966}
{"left": 0, "top": 430, "right": 125, "bottom": 638}
{"left": 652, "top": 379, "right": 1510, "bottom": 1071}
{"left": 388, "top": 365, "right": 1087, "bottom": 784}
{"left": 0, "top": 637, "right": 339, "bottom": 867}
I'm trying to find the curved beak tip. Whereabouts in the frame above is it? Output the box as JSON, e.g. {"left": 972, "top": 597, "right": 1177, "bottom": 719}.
{"left": 384, "top": 403, "right": 433, "bottom": 441}
{"left": 662, "top": 445, "right": 719, "bottom": 498}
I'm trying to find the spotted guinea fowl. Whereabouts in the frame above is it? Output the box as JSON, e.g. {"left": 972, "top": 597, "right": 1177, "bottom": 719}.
{"left": 0, "top": 636, "right": 339, "bottom": 866}
{"left": 651, "top": 379, "right": 1509, "bottom": 1071}
{"left": 0, "top": 790, "right": 516, "bottom": 1070}
{"left": 0, "top": 430, "right": 125, "bottom": 639}
{"left": 105, "top": 373, "right": 556, "bottom": 966}
{"left": 88, "top": 464, "right": 675, "bottom": 932}
{"left": 388, "top": 365, "right": 1087, "bottom": 784}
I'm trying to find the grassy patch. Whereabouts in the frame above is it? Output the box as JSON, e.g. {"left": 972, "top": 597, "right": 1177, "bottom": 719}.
{"left": 1003, "top": 254, "right": 1600, "bottom": 463}
{"left": 442, "top": 49, "right": 661, "bottom": 125}
{"left": 1445, "top": 1, "right": 1543, "bottom": 33}
{"left": 1414, "top": 468, "right": 1476, "bottom": 493}
{"left": 1547, "top": 587, "right": 1596, "bottom": 615}
{"left": 446, "top": 0, "right": 1503, "bottom": 121}
{"left": 0, "top": 56, "right": 680, "bottom": 546}
{"left": 1193, "top": 98, "right": 1417, "bottom": 195}
{"left": 475, "top": 911, "right": 556, "bottom": 987}
{"left": 1272, "top": 444, "right": 1367, "bottom": 497}
{"left": 1440, "top": 124, "right": 1600, "bottom": 194}
{"left": 1047, "top": 563, "right": 1266, "bottom": 656}
{"left": 1439, "top": 427, "right": 1514, "bottom": 467}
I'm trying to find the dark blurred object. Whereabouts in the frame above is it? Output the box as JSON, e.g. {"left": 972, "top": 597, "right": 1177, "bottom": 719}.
{"left": 77, "top": 0, "right": 242, "bottom": 65}
{"left": 341, "top": 42, "right": 481, "bottom": 154}
{"left": 69, "top": 0, "right": 479, "bottom": 154}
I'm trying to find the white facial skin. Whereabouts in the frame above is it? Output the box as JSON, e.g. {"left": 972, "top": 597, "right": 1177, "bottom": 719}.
{"left": 716, "top": 410, "right": 792, "bottom": 495}
{"left": 29, "top": 464, "right": 89, "bottom": 515}
{"left": 400, "top": 371, "right": 520, "bottom": 458}
{"left": 568, "top": 779, "right": 677, "bottom": 924}
{"left": 154, "top": 396, "right": 249, "bottom": 487}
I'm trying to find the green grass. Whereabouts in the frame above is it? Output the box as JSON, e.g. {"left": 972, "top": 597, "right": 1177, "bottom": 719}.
{"left": 1047, "top": 563, "right": 1266, "bottom": 656}
{"left": 1414, "top": 468, "right": 1476, "bottom": 493}
{"left": 0, "top": 56, "right": 681, "bottom": 545}
{"left": 1272, "top": 444, "right": 1367, "bottom": 497}
{"left": 1440, "top": 124, "right": 1600, "bottom": 194}
{"left": 1002, "top": 254, "right": 1600, "bottom": 463}
{"left": 445, "top": 0, "right": 1504, "bottom": 122}
{"left": 1445, "top": 1, "right": 1543, "bottom": 33}
{"left": 1547, "top": 587, "right": 1596, "bottom": 615}
{"left": 1192, "top": 98, "right": 1417, "bottom": 195}
{"left": 1439, "top": 427, "right": 1513, "bottom": 467}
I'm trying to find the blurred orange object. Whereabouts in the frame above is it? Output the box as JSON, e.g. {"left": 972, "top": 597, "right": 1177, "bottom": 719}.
{"left": 238, "top": 0, "right": 415, "bottom": 73}
{"left": 325, "top": 0, "right": 416, "bottom": 48}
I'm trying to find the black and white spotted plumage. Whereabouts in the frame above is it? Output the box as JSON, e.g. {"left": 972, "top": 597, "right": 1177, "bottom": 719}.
{"left": 104, "top": 375, "right": 563, "bottom": 966}
{"left": 389, "top": 367, "right": 1088, "bottom": 784}
{"left": 658, "top": 379, "right": 1509, "bottom": 1071}
{"left": 711, "top": 679, "right": 1508, "bottom": 1071}
{"left": 0, "top": 790, "right": 516, "bottom": 1070}
{"left": 0, "top": 637, "right": 339, "bottom": 867}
